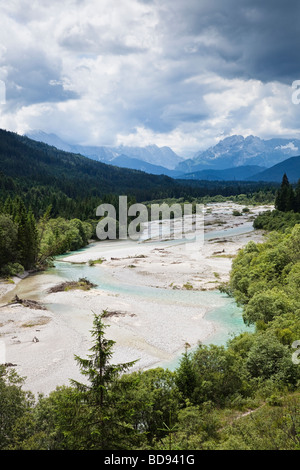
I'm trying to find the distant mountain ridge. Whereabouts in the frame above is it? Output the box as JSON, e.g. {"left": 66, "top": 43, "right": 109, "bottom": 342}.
{"left": 26, "top": 130, "right": 184, "bottom": 170}
{"left": 176, "top": 135, "right": 300, "bottom": 173}
{"left": 247, "top": 155, "right": 300, "bottom": 183}
{"left": 26, "top": 131, "right": 300, "bottom": 183}
{"left": 180, "top": 165, "right": 266, "bottom": 181}
{"left": 111, "top": 154, "right": 184, "bottom": 177}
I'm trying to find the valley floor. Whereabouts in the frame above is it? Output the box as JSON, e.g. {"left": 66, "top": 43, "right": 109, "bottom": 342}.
{"left": 0, "top": 202, "right": 271, "bottom": 395}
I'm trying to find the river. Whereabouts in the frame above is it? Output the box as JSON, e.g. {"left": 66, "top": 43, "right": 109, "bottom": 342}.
{"left": 0, "top": 203, "right": 267, "bottom": 393}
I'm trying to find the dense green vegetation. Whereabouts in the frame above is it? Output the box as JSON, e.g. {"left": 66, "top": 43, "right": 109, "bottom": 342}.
{"left": 254, "top": 210, "right": 300, "bottom": 232}
{"left": 0, "top": 196, "right": 38, "bottom": 275}
{"left": 229, "top": 225, "right": 300, "bottom": 338}
{"left": 274, "top": 173, "right": 300, "bottom": 213}
{"left": 253, "top": 174, "right": 300, "bottom": 232}
{"left": 0, "top": 196, "right": 94, "bottom": 276}
{"left": 144, "top": 190, "right": 275, "bottom": 209}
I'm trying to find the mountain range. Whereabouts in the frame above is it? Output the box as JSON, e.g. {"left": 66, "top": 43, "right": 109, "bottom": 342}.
{"left": 180, "top": 165, "right": 267, "bottom": 181}
{"left": 26, "top": 131, "right": 184, "bottom": 170}
{"left": 26, "top": 131, "right": 300, "bottom": 183}
{"left": 246, "top": 155, "right": 300, "bottom": 183}
{"left": 176, "top": 135, "right": 300, "bottom": 173}
{"left": 110, "top": 154, "right": 183, "bottom": 177}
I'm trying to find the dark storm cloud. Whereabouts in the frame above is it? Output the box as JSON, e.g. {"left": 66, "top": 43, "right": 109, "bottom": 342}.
{"left": 2, "top": 49, "right": 78, "bottom": 108}
{"left": 156, "top": 0, "right": 300, "bottom": 84}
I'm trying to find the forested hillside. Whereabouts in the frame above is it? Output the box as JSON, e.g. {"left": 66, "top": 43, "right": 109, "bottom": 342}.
{"left": 0, "top": 129, "right": 277, "bottom": 219}
{"left": 0, "top": 129, "right": 181, "bottom": 218}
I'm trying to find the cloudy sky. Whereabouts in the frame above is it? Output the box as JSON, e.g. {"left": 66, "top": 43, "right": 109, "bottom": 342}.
{"left": 0, "top": 0, "right": 300, "bottom": 156}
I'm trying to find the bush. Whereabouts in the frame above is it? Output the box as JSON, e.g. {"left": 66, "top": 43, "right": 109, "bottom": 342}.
{"left": 232, "top": 210, "right": 242, "bottom": 216}
{"left": 0, "top": 262, "right": 24, "bottom": 277}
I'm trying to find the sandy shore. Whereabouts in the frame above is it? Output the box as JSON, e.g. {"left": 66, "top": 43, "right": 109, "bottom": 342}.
{"left": 0, "top": 202, "right": 271, "bottom": 396}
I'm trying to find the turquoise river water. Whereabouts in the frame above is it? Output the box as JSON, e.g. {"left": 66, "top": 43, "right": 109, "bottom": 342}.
{"left": 42, "top": 222, "right": 255, "bottom": 369}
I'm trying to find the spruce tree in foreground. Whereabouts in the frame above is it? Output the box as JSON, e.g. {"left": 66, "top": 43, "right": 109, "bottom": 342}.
{"left": 175, "top": 343, "right": 197, "bottom": 403}
{"left": 71, "top": 312, "right": 138, "bottom": 449}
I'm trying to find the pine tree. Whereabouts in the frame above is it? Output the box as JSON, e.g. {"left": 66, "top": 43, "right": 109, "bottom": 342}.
{"left": 2, "top": 196, "right": 13, "bottom": 215}
{"left": 294, "top": 179, "right": 300, "bottom": 213}
{"left": 8, "top": 197, "right": 39, "bottom": 270}
{"left": 13, "top": 197, "right": 28, "bottom": 269}
{"left": 275, "top": 173, "right": 295, "bottom": 212}
{"left": 25, "top": 209, "right": 39, "bottom": 269}
{"left": 70, "top": 312, "right": 137, "bottom": 449}
{"left": 175, "top": 343, "right": 197, "bottom": 403}
{"left": 0, "top": 214, "right": 18, "bottom": 270}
